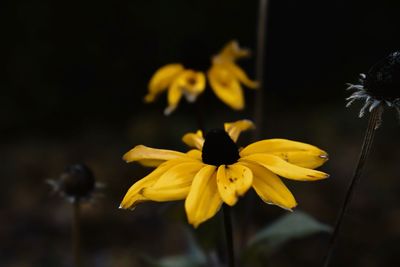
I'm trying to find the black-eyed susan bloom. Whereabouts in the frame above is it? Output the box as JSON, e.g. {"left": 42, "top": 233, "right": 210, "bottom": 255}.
{"left": 120, "top": 120, "right": 329, "bottom": 227}
{"left": 145, "top": 64, "right": 206, "bottom": 115}
{"left": 208, "top": 41, "right": 259, "bottom": 110}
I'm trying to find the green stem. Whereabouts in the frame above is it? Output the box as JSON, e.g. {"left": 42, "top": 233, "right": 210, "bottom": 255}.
{"left": 223, "top": 205, "right": 235, "bottom": 267}
{"left": 73, "top": 199, "right": 81, "bottom": 267}
{"left": 322, "top": 108, "right": 380, "bottom": 267}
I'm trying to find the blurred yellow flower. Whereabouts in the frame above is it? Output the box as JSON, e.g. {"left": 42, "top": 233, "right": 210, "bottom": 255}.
{"left": 208, "top": 41, "right": 259, "bottom": 110}
{"left": 145, "top": 64, "right": 206, "bottom": 115}
{"left": 120, "top": 120, "right": 329, "bottom": 227}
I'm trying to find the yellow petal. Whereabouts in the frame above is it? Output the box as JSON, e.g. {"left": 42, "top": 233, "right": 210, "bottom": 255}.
{"left": 186, "top": 149, "right": 202, "bottom": 160}
{"left": 146, "top": 64, "right": 185, "bottom": 102}
{"left": 242, "top": 162, "right": 297, "bottom": 210}
{"left": 185, "top": 165, "right": 222, "bottom": 228}
{"left": 164, "top": 70, "right": 206, "bottom": 115}
{"left": 216, "top": 40, "right": 250, "bottom": 62}
{"left": 123, "top": 145, "right": 186, "bottom": 166}
{"left": 182, "top": 130, "right": 204, "bottom": 150}
{"left": 216, "top": 163, "right": 253, "bottom": 206}
{"left": 224, "top": 120, "right": 255, "bottom": 142}
{"left": 119, "top": 160, "right": 178, "bottom": 209}
{"left": 272, "top": 150, "right": 328, "bottom": 169}
{"left": 164, "top": 78, "right": 183, "bottom": 115}
{"left": 142, "top": 186, "right": 189, "bottom": 202}
{"left": 241, "top": 139, "right": 328, "bottom": 158}
{"left": 142, "top": 161, "right": 204, "bottom": 201}
{"left": 222, "top": 62, "right": 258, "bottom": 89}
{"left": 240, "top": 154, "right": 329, "bottom": 181}
{"left": 152, "top": 161, "right": 203, "bottom": 188}
{"left": 208, "top": 65, "right": 244, "bottom": 110}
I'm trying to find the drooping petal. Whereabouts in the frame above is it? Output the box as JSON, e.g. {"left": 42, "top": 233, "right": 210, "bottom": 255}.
{"left": 145, "top": 64, "right": 185, "bottom": 102}
{"left": 216, "top": 163, "right": 253, "bottom": 206}
{"left": 272, "top": 150, "right": 328, "bottom": 169}
{"left": 182, "top": 130, "right": 204, "bottom": 150}
{"left": 224, "top": 120, "right": 255, "bottom": 142}
{"left": 142, "top": 161, "right": 204, "bottom": 202}
{"left": 186, "top": 149, "right": 202, "bottom": 161}
{"left": 240, "top": 139, "right": 328, "bottom": 160}
{"left": 119, "top": 160, "right": 179, "bottom": 209}
{"left": 152, "top": 161, "right": 204, "bottom": 189}
{"left": 208, "top": 65, "right": 244, "bottom": 110}
{"left": 185, "top": 165, "right": 222, "bottom": 228}
{"left": 216, "top": 40, "right": 250, "bottom": 62}
{"left": 123, "top": 145, "right": 186, "bottom": 166}
{"left": 240, "top": 154, "right": 329, "bottom": 181}
{"left": 222, "top": 62, "right": 258, "bottom": 89}
{"left": 242, "top": 162, "right": 297, "bottom": 210}
{"left": 164, "top": 78, "right": 183, "bottom": 115}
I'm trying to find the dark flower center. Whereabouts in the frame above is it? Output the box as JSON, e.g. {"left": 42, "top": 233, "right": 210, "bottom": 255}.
{"left": 60, "top": 164, "right": 95, "bottom": 198}
{"left": 186, "top": 76, "right": 197, "bottom": 86}
{"left": 364, "top": 51, "right": 400, "bottom": 100}
{"left": 202, "top": 129, "right": 240, "bottom": 166}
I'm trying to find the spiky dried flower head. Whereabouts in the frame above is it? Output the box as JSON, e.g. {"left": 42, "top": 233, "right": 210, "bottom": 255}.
{"left": 346, "top": 52, "right": 400, "bottom": 126}
{"left": 48, "top": 164, "right": 96, "bottom": 202}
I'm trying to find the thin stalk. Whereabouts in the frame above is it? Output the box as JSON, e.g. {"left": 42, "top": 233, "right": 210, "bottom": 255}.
{"left": 322, "top": 108, "right": 380, "bottom": 267}
{"left": 241, "top": 0, "right": 270, "bottom": 249}
{"left": 223, "top": 205, "right": 235, "bottom": 267}
{"left": 253, "top": 0, "right": 269, "bottom": 140}
{"left": 73, "top": 199, "right": 81, "bottom": 267}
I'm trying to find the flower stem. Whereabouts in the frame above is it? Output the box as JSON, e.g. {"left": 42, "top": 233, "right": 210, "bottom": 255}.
{"left": 73, "top": 199, "right": 82, "bottom": 267}
{"left": 223, "top": 205, "right": 235, "bottom": 267}
{"left": 241, "top": 0, "right": 270, "bottom": 248}
{"left": 253, "top": 0, "right": 269, "bottom": 140}
{"left": 322, "top": 108, "right": 380, "bottom": 267}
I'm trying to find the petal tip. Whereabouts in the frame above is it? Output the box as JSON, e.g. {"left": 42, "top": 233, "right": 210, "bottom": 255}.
{"left": 164, "top": 105, "right": 176, "bottom": 116}
{"left": 319, "top": 154, "right": 329, "bottom": 160}
{"left": 144, "top": 94, "right": 155, "bottom": 103}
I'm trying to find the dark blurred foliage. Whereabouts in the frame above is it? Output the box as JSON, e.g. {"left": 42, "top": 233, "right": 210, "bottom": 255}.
{"left": 2, "top": 0, "right": 400, "bottom": 266}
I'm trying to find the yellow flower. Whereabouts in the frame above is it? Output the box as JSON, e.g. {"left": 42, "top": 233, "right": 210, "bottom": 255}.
{"left": 120, "top": 120, "right": 329, "bottom": 227}
{"left": 208, "top": 41, "right": 259, "bottom": 110}
{"left": 145, "top": 64, "right": 206, "bottom": 115}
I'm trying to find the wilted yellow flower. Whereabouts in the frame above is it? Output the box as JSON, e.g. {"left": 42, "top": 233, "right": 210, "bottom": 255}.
{"left": 120, "top": 120, "right": 329, "bottom": 227}
{"left": 145, "top": 64, "right": 206, "bottom": 115}
{"left": 208, "top": 41, "right": 259, "bottom": 110}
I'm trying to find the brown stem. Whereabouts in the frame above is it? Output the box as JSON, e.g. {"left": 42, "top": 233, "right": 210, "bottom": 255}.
{"left": 73, "top": 199, "right": 81, "bottom": 267}
{"left": 253, "top": 0, "right": 269, "bottom": 140}
{"left": 322, "top": 108, "right": 380, "bottom": 267}
{"left": 241, "top": 0, "right": 270, "bottom": 250}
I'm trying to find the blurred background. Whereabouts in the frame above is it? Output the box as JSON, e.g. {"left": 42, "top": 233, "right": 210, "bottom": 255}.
{"left": 3, "top": 0, "right": 400, "bottom": 266}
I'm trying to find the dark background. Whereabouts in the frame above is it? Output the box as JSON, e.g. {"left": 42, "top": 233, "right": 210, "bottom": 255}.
{"left": 2, "top": 0, "right": 400, "bottom": 266}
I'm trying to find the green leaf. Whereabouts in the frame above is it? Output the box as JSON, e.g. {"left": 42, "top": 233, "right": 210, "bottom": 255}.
{"left": 247, "top": 210, "right": 331, "bottom": 254}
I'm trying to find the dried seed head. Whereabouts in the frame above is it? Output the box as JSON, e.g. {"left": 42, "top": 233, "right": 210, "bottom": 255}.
{"left": 58, "top": 164, "right": 95, "bottom": 201}
{"left": 202, "top": 129, "right": 239, "bottom": 166}
{"left": 346, "top": 52, "right": 400, "bottom": 123}
{"left": 363, "top": 52, "right": 400, "bottom": 100}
